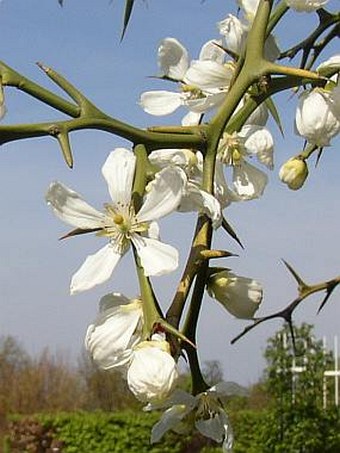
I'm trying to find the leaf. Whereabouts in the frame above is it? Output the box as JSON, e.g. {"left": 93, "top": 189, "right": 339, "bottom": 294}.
{"left": 121, "top": 0, "right": 135, "bottom": 41}
{"left": 265, "top": 97, "right": 284, "bottom": 137}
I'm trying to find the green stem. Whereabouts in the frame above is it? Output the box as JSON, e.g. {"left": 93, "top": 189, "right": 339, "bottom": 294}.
{"left": 133, "top": 250, "right": 162, "bottom": 340}
{"left": 267, "top": 1, "right": 289, "bottom": 35}
{"left": 0, "top": 117, "right": 205, "bottom": 150}
{"left": 0, "top": 61, "right": 80, "bottom": 117}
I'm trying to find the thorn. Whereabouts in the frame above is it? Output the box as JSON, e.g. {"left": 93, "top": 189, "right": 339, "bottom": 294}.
{"left": 59, "top": 227, "right": 101, "bottom": 240}
{"left": 281, "top": 259, "right": 309, "bottom": 292}
{"left": 222, "top": 217, "right": 244, "bottom": 249}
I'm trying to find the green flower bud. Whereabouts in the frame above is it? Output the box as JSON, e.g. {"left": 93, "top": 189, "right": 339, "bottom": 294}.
{"left": 279, "top": 158, "right": 308, "bottom": 190}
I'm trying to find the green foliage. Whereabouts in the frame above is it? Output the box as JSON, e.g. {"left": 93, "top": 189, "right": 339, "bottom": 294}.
{"left": 7, "top": 411, "right": 217, "bottom": 453}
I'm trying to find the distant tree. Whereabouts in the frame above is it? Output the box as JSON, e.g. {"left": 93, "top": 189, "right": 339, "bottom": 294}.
{"left": 259, "top": 323, "right": 340, "bottom": 453}
{"left": 78, "top": 349, "right": 139, "bottom": 411}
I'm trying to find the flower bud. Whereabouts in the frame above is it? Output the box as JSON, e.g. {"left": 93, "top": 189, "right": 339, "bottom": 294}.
{"left": 85, "top": 293, "right": 143, "bottom": 370}
{"left": 127, "top": 337, "right": 179, "bottom": 403}
{"left": 279, "top": 157, "right": 308, "bottom": 190}
{"left": 207, "top": 270, "right": 263, "bottom": 319}
{"left": 295, "top": 89, "right": 340, "bottom": 146}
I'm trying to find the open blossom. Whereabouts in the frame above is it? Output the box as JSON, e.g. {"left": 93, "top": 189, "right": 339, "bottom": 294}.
{"left": 85, "top": 293, "right": 143, "bottom": 371}
{"left": 207, "top": 270, "right": 263, "bottom": 319}
{"left": 285, "top": 0, "right": 328, "bottom": 12}
{"left": 148, "top": 148, "right": 222, "bottom": 228}
{"left": 295, "top": 89, "right": 340, "bottom": 147}
{"left": 217, "top": 125, "right": 273, "bottom": 201}
{"left": 46, "top": 148, "right": 185, "bottom": 294}
{"left": 147, "top": 383, "right": 235, "bottom": 452}
{"left": 279, "top": 157, "right": 309, "bottom": 190}
{"left": 140, "top": 37, "right": 234, "bottom": 122}
{"left": 127, "top": 336, "right": 179, "bottom": 403}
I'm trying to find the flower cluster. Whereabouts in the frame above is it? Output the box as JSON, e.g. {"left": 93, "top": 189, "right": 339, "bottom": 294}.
{"left": 86, "top": 293, "right": 179, "bottom": 402}
{"left": 43, "top": 1, "right": 340, "bottom": 451}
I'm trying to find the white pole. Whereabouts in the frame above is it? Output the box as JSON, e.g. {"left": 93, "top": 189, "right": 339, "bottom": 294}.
{"left": 335, "top": 336, "right": 338, "bottom": 407}
{"left": 323, "top": 336, "right": 327, "bottom": 409}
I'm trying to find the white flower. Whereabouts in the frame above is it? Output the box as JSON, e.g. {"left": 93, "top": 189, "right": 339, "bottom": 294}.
{"left": 148, "top": 148, "right": 222, "bottom": 228}
{"left": 207, "top": 270, "right": 263, "bottom": 319}
{"left": 85, "top": 293, "right": 143, "bottom": 370}
{"left": 217, "top": 14, "right": 247, "bottom": 56}
{"left": 127, "top": 337, "right": 179, "bottom": 403}
{"left": 279, "top": 157, "right": 309, "bottom": 190}
{"left": 286, "top": 0, "right": 328, "bottom": 12}
{"left": 317, "top": 54, "right": 340, "bottom": 72}
{"left": 148, "top": 383, "right": 234, "bottom": 452}
{"left": 235, "top": 0, "right": 280, "bottom": 61}
{"left": 140, "top": 37, "right": 233, "bottom": 118}
{"left": 217, "top": 126, "right": 272, "bottom": 201}
{"left": 46, "top": 148, "right": 185, "bottom": 294}
{"left": 295, "top": 89, "right": 340, "bottom": 147}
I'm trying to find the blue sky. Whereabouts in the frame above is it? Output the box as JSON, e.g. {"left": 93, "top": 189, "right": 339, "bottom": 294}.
{"left": 0, "top": 0, "right": 339, "bottom": 385}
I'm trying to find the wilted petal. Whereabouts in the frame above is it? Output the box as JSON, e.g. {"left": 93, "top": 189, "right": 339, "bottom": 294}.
{"left": 102, "top": 148, "right": 136, "bottom": 206}
{"left": 137, "top": 167, "right": 185, "bottom": 222}
{"left": 70, "top": 243, "right": 123, "bottom": 294}
{"left": 46, "top": 181, "right": 105, "bottom": 229}
{"left": 232, "top": 161, "right": 268, "bottom": 199}
{"left": 140, "top": 91, "right": 183, "bottom": 115}
{"left": 158, "top": 38, "right": 189, "bottom": 80}
{"left": 151, "top": 405, "right": 189, "bottom": 443}
{"left": 196, "top": 412, "right": 225, "bottom": 443}
{"left": 131, "top": 235, "right": 178, "bottom": 276}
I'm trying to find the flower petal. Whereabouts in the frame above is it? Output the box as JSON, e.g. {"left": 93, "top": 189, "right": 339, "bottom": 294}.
{"left": 131, "top": 235, "right": 179, "bottom": 276}
{"left": 140, "top": 91, "right": 183, "bottom": 116}
{"left": 85, "top": 295, "right": 142, "bottom": 370}
{"left": 151, "top": 405, "right": 188, "bottom": 443}
{"left": 199, "top": 39, "right": 225, "bottom": 63}
{"left": 196, "top": 412, "right": 225, "bottom": 443}
{"left": 232, "top": 161, "right": 268, "bottom": 200}
{"left": 137, "top": 167, "right": 186, "bottom": 222}
{"left": 46, "top": 181, "right": 105, "bottom": 229}
{"left": 101, "top": 148, "right": 136, "bottom": 206}
{"left": 127, "top": 342, "right": 179, "bottom": 403}
{"left": 184, "top": 60, "right": 233, "bottom": 90}
{"left": 158, "top": 38, "right": 189, "bottom": 80}
{"left": 180, "top": 183, "right": 222, "bottom": 229}
{"left": 70, "top": 243, "right": 123, "bottom": 294}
